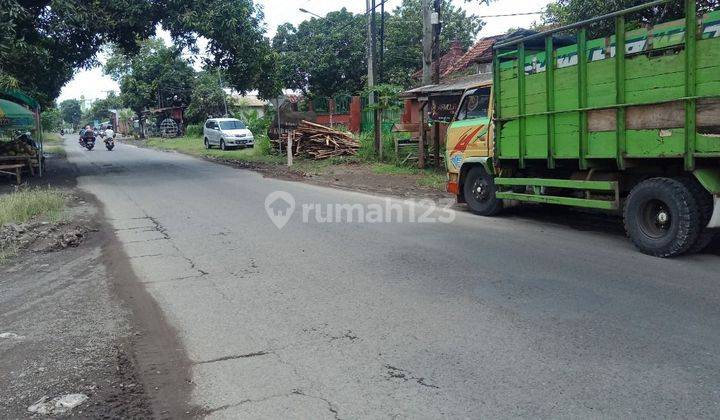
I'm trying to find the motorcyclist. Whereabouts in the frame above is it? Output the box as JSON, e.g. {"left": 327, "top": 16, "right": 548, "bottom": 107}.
{"left": 80, "top": 126, "right": 95, "bottom": 146}
{"left": 104, "top": 126, "right": 115, "bottom": 139}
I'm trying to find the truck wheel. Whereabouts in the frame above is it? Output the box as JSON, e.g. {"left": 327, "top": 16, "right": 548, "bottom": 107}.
{"left": 624, "top": 178, "right": 701, "bottom": 257}
{"left": 463, "top": 166, "right": 503, "bottom": 216}
{"left": 677, "top": 177, "right": 717, "bottom": 253}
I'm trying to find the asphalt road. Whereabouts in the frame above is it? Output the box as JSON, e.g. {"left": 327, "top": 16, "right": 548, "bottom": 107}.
{"left": 66, "top": 136, "right": 720, "bottom": 418}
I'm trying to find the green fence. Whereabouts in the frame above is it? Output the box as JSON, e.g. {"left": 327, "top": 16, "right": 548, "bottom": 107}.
{"left": 361, "top": 108, "right": 401, "bottom": 133}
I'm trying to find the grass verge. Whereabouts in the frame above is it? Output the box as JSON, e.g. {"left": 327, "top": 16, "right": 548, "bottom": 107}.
{"left": 43, "top": 132, "right": 63, "bottom": 144}
{"left": 372, "top": 163, "right": 446, "bottom": 190}
{"left": 0, "top": 187, "right": 66, "bottom": 227}
{"left": 43, "top": 145, "right": 66, "bottom": 157}
{"left": 143, "top": 134, "right": 446, "bottom": 191}
{"left": 145, "top": 136, "right": 284, "bottom": 164}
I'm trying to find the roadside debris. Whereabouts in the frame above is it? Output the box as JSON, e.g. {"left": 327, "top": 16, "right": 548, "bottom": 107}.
{"left": 27, "top": 393, "right": 88, "bottom": 415}
{"left": 0, "top": 220, "right": 87, "bottom": 256}
{"left": 274, "top": 120, "right": 360, "bottom": 160}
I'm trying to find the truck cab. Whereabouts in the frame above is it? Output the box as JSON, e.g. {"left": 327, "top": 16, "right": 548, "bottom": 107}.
{"left": 445, "top": 82, "right": 494, "bottom": 200}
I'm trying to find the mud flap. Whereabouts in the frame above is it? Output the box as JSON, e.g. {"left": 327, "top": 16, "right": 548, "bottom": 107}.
{"left": 708, "top": 195, "right": 720, "bottom": 228}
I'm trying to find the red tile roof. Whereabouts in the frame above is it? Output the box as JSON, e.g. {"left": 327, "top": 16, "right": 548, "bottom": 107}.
{"left": 412, "top": 40, "right": 466, "bottom": 80}
{"left": 441, "top": 35, "right": 501, "bottom": 78}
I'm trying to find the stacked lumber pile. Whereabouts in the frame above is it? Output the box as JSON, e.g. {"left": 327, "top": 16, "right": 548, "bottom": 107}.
{"left": 274, "top": 120, "right": 359, "bottom": 160}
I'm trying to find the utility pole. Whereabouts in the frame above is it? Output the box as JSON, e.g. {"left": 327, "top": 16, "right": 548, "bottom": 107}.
{"left": 432, "top": 0, "right": 442, "bottom": 169}
{"left": 367, "top": 0, "right": 381, "bottom": 158}
{"left": 421, "top": 0, "right": 433, "bottom": 86}
{"left": 379, "top": 0, "right": 385, "bottom": 83}
{"left": 419, "top": 0, "right": 433, "bottom": 168}
{"left": 218, "top": 68, "right": 229, "bottom": 117}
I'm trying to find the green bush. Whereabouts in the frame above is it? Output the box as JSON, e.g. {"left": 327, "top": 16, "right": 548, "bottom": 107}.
{"left": 356, "top": 131, "right": 400, "bottom": 163}
{"left": 357, "top": 132, "right": 376, "bottom": 162}
{"left": 254, "top": 135, "right": 272, "bottom": 156}
{"left": 186, "top": 124, "right": 203, "bottom": 138}
{"left": 235, "top": 108, "right": 271, "bottom": 138}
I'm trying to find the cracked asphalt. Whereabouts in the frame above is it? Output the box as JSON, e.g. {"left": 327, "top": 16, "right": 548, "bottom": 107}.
{"left": 65, "top": 136, "right": 720, "bottom": 418}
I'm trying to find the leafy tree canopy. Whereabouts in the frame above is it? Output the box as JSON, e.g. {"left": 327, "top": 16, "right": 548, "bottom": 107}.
{"left": 82, "top": 92, "right": 123, "bottom": 124}
{"left": 59, "top": 99, "right": 82, "bottom": 128}
{"left": 105, "top": 39, "right": 195, "bottom": 116}
{"left": 41, "top": 107, "right": 62, "bottom": 131}
{"left": 543, "top": 0, "right": 720, "bottom": 36}
{"left": 272, "top": 9, "right": 368, "bottom": 97}
{"left": 383, "top": 0, "right": 484, "bottom": 87}
{"left": 185, "top": 71, "right": 230, "bottom": 124}
{"left": 0, "top": 0, "right": 275, "bottom": 107}
{"left": 272, "top": 0, "right": 484, "bottom": 96}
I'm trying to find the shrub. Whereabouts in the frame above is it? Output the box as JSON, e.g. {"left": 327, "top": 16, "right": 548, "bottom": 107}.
{"left": 186, "top": 124, "right": 203, "bottom": 138}
{"left": 254, "top": 135, "right": 272, "bottom": 156}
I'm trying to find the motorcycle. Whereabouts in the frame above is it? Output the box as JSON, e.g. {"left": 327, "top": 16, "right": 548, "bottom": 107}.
{"left": 79, "top": 132, "right": 95, "bottom": 151}
{"left": 104, "top": 134, "right": 115, "bottom": 151}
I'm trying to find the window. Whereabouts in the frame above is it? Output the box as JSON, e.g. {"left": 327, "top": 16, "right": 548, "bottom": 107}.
{"left": 456, "top": 89, "right": 490, "bottom": 121}
{"left": 219, "top": 120, "right": 246, "bottom": 130}
{"left": 205, "top": 121, "right": 215, "bottom": 129}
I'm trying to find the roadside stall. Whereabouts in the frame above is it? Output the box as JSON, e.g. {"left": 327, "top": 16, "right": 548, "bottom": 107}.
{"left": 0, "top": 95, "right": 43, "bottom": 183}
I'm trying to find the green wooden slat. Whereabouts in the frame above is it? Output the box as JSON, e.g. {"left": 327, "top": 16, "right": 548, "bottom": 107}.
{"left": 495, "top": 192, "right": 618, "bottom": 210}
{"left": 685, "top": 0, "right": 698, "bottom": 171}
{"left": 578, "top": 27, "right": 589, "bottom": 169}
{"left": 494, "top": 53, "right": 502, "bottom": 159}
{"left": 495, "top": 177, "right": 617, "bottom": 191}
{"left": 546, "top": 35, "right": 556, "bottom": 169}
{"left": 616, "top": 15, "right": 627, "bottom": 170}
{"left": 518, "top": 42, "right": 526, "bottom": 168}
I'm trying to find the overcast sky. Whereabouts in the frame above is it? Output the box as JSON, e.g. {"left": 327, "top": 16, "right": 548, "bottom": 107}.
{"left": 57, "top": 0, "right": 552, "bottom": 102}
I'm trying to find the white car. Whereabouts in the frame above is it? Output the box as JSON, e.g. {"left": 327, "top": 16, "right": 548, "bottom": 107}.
{"left": 203, "top": 118, "right": 255, "bottom": 150}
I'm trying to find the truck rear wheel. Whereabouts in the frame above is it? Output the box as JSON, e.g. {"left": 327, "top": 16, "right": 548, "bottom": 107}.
{"left": 677, "top": 177, "right": 717, "bottom": 253}
{"left": 463, "top": 166, "right": 503, "bottom": 216}
{"left": 624, "top": 178, "right": 701, "bottom": 257}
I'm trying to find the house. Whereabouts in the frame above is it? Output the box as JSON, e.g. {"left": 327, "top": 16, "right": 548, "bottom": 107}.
{"left": 442, "top": 35, "right": 502, "bottom": 79}
{"left": 412, "top": 40, "right": 468, "bottom": 81}
{"left": 231, "top": 94, "right": 270, "bottom": 117}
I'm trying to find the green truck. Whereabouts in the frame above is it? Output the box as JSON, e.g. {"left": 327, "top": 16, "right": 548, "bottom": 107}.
{"left": 453, "top": 0, "right": 720, "bottom": 257}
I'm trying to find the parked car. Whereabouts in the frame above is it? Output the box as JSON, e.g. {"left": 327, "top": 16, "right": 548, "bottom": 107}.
{"left": 203, "top": 118, "right": 254, "bottom": 150}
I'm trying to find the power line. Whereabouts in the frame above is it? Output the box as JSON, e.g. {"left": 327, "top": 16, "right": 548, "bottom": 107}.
{"left": 478, "top": 11, "right": 543, "bottom": 18}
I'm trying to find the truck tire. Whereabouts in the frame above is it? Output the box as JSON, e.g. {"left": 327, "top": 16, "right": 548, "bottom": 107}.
{"left": 463, "top": 166, "right": 503, "bottom": 216}
{"left": 677, "top": 177, "right": 717, "bottom": 253}
{"left": 624, "top": 177, "right": 701, "bottom": 257}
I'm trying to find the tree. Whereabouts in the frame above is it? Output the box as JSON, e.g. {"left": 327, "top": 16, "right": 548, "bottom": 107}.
{"left": 185, "top": 71, "right": 230, "bottom": 124}
{"left": 272, "top": 9, "right": 368, "bottom": 97}
{"left": 41, "top": 108, "right": 62, "bottom": 132}
{"left": 271, "top": 1, "right": 484, "bottom": 95}
{"left": 543, "top": 0, "right": 720, "bottom": 37}
{"left": 82, "top": 92, "right": 124, "bottom": 124}
{"left": 59, "top": 99, "right": 82, "bottom": 129}
{"left": 0, "top": 0, "right": 277, "bottom": 106}
{"left": 105, "top": 39, "right": 195, "bottom": 137}
{"left": 383, "top": 0, "right": 484, "bottom": 87}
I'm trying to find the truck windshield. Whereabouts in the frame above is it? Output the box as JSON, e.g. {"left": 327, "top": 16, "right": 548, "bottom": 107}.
{"left": 456, "top": 89, "right": 490, "bottom": 121}
{"left": 219, "top": 120, "right": 246, "bottom": 130}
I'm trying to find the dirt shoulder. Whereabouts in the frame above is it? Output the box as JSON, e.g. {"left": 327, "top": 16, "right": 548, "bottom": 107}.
{"left": 122, "top": 137, "right": 452, "bottom": 202}
{"left": 0, "top": 151, "right": 196, "bottom": 418}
